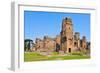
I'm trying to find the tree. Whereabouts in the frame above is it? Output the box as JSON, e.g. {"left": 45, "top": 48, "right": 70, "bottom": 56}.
{"left": 24, "top": 39, "right": 33, "bottom": 51}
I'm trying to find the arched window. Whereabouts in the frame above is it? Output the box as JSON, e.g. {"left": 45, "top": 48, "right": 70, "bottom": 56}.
{"left": 69, "top": 27, "right": 70, "bottom": 29}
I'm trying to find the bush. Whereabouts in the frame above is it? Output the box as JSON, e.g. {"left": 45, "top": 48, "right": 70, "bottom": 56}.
{"left": 72, "top": 52, "right": 83, "bottom": 56}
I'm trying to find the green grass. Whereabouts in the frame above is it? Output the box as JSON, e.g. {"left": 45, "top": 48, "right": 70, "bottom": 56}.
{"left": 24, "top": 52, "right": 90, "bottom": 62}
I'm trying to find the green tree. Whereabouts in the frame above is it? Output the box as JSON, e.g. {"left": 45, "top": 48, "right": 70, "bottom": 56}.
{"left": 24, "top": 39, "right": 33, "bottom": 51}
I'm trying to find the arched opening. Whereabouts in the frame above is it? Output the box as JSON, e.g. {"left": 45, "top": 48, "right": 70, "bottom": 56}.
{"left": 69, "top": 48, "right": 71, "bottom": 53}
{"left": 74, "top": 42, "right": 77, "bottom": 46}
{"left": 69, "top": 27, "right": 70, "bottom": 29}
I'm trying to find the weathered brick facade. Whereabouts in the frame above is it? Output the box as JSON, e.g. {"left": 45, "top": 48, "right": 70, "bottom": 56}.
{"left": 61, "top": 17, "right": 74, "bottom": 53}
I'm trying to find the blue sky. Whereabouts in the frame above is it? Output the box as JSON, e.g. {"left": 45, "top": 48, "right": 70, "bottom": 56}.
{"left": 24, "top": 11, "right": 90, "bottom": 42}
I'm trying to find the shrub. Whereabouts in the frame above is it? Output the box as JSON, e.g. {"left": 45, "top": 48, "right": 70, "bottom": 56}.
{"left": 72, "top": 52, "right": 83, "bottom": 56}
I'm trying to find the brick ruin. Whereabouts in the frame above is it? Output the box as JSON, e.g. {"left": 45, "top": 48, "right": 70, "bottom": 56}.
{"left": 25, "top": 17, "right": 90, "bottom": 54}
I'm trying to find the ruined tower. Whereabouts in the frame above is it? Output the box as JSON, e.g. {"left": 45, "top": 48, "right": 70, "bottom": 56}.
{"left": 82, "top": 36, "right": 87, "bottom": 49}
{"left": 74, "top": 32, "right": 80, "bottom": 48}
{"left": 61, "top": 17, "right": 74, "bottom": 53}
{"left": 55, "top": 35, "right": 61, "bottom": 52}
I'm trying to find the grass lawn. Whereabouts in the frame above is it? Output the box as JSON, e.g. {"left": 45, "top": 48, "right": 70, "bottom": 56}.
{"left": 24, "top": 52, "right": 90, "bottom": 62}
